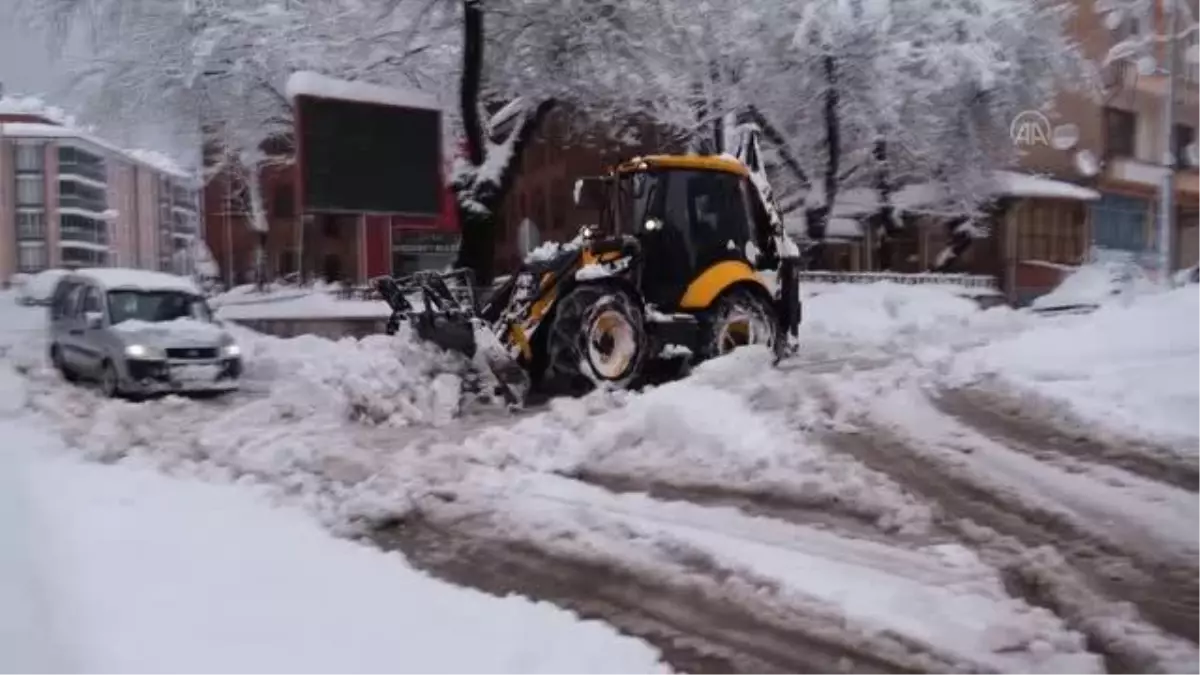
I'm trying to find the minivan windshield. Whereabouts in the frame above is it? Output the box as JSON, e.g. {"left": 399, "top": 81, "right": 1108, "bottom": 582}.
{"left": 107, "top": 290, "right": 212, "bottom": 325}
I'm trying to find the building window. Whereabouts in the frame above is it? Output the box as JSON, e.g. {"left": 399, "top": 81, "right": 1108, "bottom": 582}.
{"left": 58, "top": 180, "right": 107, "bottom": 212}
{"left": 16, "top": 176, "right": 44, "bottom": 205}
{"left": 1016, "top": 203, "right": 1086, "bottom": 264}
{"left": 1173, "top": 125, "right": 1195, "bottom": 169}
{"left": 1104, "top": 107, "right": 1137, "bottom": 158}
{"left": 14, "top": 144, "right": 44, "bottom": 173}
{"left": 1090, "top": 193, "right": 1149, "bottom": 253}
{"left": 17, "top": 243, "right": 48, "bottom": 272}
{"left": 16, "top": 211, "right": 46, "bottom": 239}
{"left": 60, "top": 214, "right": 108, "bottom": 246}
{"left": 57, "top": 146, "right": 107, "bottom": 183}
{"left": 272, "top": 183, "right": 295, "bottom": 218}
{"left": 60, "top": 245, "right": 108, "bottom": 268}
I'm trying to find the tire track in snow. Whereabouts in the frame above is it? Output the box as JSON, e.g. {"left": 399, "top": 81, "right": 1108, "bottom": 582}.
{"left": 932, "top": 387, "right": 1199, "bottom": 492}
{"left": 815, "top": 418, "right": 1199, "bottom": 671}
{"left": 369, "top": 507, "right": 979, "bottom": 675}
{"left": 568, "top": 469, "right": 942, "bottom": 549}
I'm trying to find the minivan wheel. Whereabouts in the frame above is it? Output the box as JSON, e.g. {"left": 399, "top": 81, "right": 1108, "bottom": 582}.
{"left": 50, "top": 344, "right": 79, "bottom": 383}
{"left": 99, "top": 360, "right": 122, "bottom": 398}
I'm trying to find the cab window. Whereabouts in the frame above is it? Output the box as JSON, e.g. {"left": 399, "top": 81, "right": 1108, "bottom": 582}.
{"left": 50, "top": 281, "right": 78, "bottom": 319}
{"left": 81, "top": 286, "right": 103, "bottom": 318}
{"left": 61, "top": 284, "right": 85, "bottom": 319}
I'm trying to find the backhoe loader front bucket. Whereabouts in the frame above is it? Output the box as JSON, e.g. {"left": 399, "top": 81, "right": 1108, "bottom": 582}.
{"left": 373, "top": 271, "right": 530, "bottom": 406}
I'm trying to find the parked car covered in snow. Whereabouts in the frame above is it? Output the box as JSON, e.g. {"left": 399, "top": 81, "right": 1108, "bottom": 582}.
{"left": 47, "top": 268, "right": 243, "bottom": 397}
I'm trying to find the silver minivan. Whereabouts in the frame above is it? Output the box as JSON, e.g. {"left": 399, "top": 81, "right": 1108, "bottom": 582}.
{"left": 47, "top": 268, "right": 243, "bottom": 398}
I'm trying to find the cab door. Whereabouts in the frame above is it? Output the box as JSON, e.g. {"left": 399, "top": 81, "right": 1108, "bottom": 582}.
{"left": 640, "top": 169, "right": 753, "bottom": 311}
{"left": 75, "top": 284, "right": 108, "bottom": 376}
{"left": 54, "top": 283, "right": 88, "bottom": 370}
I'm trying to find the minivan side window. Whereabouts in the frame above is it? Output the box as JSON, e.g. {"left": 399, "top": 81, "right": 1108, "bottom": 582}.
{"left": 81, "top": 286, "right": 102, "bottom": 318}
{"left": 51, "top": 281, "right": 77, "bottom": 320}
{"left": 62, "top": 285, "right": 84, "bottom": 319}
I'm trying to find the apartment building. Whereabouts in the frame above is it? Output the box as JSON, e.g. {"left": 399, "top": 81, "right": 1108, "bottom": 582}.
{"left": 1000, "top": 0, "right": 1200, "bottom": 301}
{"left": 0, "top": 102, "right": 201, "bottom": 283}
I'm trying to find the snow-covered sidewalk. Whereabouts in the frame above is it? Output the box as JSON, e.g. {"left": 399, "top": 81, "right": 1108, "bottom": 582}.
{"left": 0, "top": 376, "right": 664, "bottom": 673}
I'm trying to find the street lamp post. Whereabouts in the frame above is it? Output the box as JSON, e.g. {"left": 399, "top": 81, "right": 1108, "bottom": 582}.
{"left": 1157, "top": 0, "right": 1180, "bottom": 283}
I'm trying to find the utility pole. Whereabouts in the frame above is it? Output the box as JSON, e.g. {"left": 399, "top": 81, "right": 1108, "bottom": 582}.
{"left": 1157, "top": 0, "right": 1180, "bottom": 282}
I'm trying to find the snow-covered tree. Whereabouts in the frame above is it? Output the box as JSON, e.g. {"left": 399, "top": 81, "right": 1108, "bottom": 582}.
{"left": 22, "top": 0, "right": 1093, "bottom": 281}
{"left": 735, "top": 0, "right": 1093, "bottom": 270}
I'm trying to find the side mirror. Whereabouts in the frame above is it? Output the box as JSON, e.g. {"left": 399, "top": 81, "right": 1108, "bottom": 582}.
{"left": 85, "top": 311, "right": 103, "bottom": 329}
{"left": 573, "top": 176, "right": 608, "bottom": 210}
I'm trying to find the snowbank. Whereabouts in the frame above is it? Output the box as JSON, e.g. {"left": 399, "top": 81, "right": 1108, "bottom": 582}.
{"left": 798, "top": 281, "right": 1023, "bottom": 356}
{"left": 7, "top": 438, "right": 663, "bottom": 672}
{"left": 950, "top": 286, "right": 1200, "bottom": 447}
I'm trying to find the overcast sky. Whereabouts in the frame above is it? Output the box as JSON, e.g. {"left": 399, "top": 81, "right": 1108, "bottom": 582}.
{"left": 0, "top": 13, "right": 65, "bottom": 99}
{"left": 0, "top": 12, "right": 194, "bottom": 165}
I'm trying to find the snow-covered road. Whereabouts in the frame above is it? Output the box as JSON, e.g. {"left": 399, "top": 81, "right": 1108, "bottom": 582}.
{"left": 2, "top": 278, "right": 1196, "bottom": 673}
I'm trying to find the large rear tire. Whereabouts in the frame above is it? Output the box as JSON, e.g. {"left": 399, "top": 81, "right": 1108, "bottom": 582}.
{"left": 698, "top": 288, "right": 779, "bottom": 360}
{"left": 544, "top": 284, "right": 648, "bottom": 396}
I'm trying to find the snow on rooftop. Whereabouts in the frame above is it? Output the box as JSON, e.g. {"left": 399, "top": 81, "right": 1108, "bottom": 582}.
{"left": 286, "top": 71, "right": 440, "bottom": 111}
{"left": 0, "top": 95, "right": 77, "bottom": 126}
{"left": 126, "top": 148, "right": 191, "bottom": 179}
{"left": 993, "top": 170, "right": 1100, "bottom": 201}
{"left": 73, "top": 268, "right": 201, "bottom": 295}
{"left": 0, "top": 123, "right": 193, "bottom": 179}
{"left": 0, "top": 95, "right": 192, "bottom": 180}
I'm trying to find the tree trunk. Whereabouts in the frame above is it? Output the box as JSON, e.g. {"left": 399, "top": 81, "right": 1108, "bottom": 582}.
{"left": 870, "top": 140, "right": 897, "bottom": 271}
{"left": 450, "top": 3, "right": 554, "bottom": 289}
{"left": 804, "top": 55, "right": 839, "bottom": 271}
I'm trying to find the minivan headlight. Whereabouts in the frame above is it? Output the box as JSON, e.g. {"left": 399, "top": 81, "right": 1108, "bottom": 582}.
{"left": 125, "top": 344, "right": 165, "bottom": 359}
{"left": 222, "top": 343, "right": 241, "bottom": 357}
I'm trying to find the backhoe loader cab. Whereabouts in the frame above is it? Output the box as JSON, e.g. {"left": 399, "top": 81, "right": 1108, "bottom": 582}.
{"left": 376, "top": 152, "right": 801, "bottom": 405}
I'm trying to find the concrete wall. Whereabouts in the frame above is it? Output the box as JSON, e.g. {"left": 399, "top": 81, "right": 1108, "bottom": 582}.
{"left": 44, "top": 143, "right": 59, "bottom": 268}
{"left": 106, "top": 157, "right": 137, "bottom": 267}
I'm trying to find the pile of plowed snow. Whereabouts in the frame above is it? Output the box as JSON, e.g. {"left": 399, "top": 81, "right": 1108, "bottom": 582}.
{"left": 799, "top": 282, "right": 1025, "bottom": 357}
{"left": 948, "top": 285, "right": 1199, "bottom": 448}
{"left": 231, "top": 326, "right": 473, "bottom": 426}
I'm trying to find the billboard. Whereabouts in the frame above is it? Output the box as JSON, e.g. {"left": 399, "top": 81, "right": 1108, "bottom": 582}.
{"left": 296, "top": 95, "right": 442, "bottom": 216}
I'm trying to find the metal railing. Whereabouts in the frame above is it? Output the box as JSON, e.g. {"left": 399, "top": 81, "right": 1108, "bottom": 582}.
{"left": 796, "top": 270, "right": 1000, "bottom": 290}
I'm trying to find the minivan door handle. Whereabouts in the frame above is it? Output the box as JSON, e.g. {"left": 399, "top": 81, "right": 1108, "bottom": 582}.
{"left": 68, "top": 329, "right": 83, "bottom": 336}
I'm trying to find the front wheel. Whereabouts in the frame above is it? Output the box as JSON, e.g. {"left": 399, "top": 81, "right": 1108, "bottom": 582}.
{"left": 99, "top": 360, "right": 122, "bottom": 398}
{"left": 698, "top": 288, "right": 779, "bottom": 360}
{"left": 544, "top": 284, "right": 648, "bottom": 396}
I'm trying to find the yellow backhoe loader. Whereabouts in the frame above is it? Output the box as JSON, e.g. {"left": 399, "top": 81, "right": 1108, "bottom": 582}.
{"left": 374, "top": 131, "right": 802, "bottom": 405}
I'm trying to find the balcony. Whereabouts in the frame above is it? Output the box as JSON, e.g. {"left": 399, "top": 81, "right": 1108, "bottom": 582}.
{"left": 58, "top": 161, "right": 108, "bottom": 185}
{"left": 59, "top": 227, "right": 109, "bottom": 248}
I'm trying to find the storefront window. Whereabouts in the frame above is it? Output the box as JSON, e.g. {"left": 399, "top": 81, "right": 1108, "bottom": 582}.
{"left": 391, "top": 229, "right": 459, "bottom": 276}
